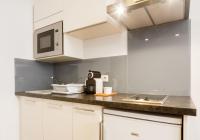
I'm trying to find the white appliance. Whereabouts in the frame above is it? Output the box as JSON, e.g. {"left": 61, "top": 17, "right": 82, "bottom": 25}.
{"left": 104, "top": 109, "right": 182, "bottom": 140}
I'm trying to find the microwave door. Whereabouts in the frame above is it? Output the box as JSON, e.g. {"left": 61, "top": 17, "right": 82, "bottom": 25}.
{"left": 37, "top": 29, "right": 54, "bottom": 53}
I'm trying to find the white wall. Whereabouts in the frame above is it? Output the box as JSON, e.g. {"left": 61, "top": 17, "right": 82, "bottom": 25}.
{"left": 0, "top": 0, "right": 33, "bottom": 140}
{"left": 184, "top": 0, "right": 200, "bottom": 140}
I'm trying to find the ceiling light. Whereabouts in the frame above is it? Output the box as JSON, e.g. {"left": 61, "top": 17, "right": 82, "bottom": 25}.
{"left": 145, "top": 38, "right": 149, "bottom": 42}
{"left": 115, "top": 4, "right": 125, "bottom": 17}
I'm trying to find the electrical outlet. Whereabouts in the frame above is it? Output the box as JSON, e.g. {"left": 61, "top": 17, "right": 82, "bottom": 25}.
{"left": 101, "top": 75, "right": 109, "bottom": 82}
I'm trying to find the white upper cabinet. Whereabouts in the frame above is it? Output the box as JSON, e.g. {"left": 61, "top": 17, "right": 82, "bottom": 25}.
{"left": 33, "top": 0, "right": 124, "bottom": 39}
{"left": 63, "top": 0, "right": 123, "bottom": 40}
{"left": 63, "top": 0, "right": 106, "bottom": 32}
{"left": 33, "top": 0, "right": 64, "bottom": 29}
{"left": 43, "top": 100, "right": 73, "bottom": 140}
{"left": 33, "top": 0, "right": 64, "bottom": 22}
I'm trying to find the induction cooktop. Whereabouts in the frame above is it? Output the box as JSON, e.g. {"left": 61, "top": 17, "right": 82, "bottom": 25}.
{"left": 122, "top": 94, "right": 168, "bottom": 104}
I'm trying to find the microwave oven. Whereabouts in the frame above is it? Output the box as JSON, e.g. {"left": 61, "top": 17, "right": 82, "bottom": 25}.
{"left": 33, "top": 21, "right": 63, "bottom": 59}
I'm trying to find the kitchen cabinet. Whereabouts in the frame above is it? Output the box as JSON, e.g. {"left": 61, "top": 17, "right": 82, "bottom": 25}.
{"left": 104, "top": 109, "right": 182, "bottom": 140}
{"left": 43, "top": 100, "right": 73, "bottom": 140}
{"left": 33, "top": 0, "right": 64, "bottom": 29}
{"left": 73, "top": 104, "right": 103, "bottom": 140}
{"left": 32, "top": 0, "right": 125, "bottom": 62}
{"left": 63, "top": 0, "right": 106, "bottom": 32}
{"left": 33, "top": 0, "right": 63, "bottom": 22}
{"left": 19, "top": 97, "right": 103, "bottom": 140}
{"left": 33, "top": 0, "right": 123, "bottom": 39}
{"left": 19, "top": 96, "right": 182, "bottom": 140}
{"left": 20, "top": 97, "right": 43, "bottom": 140}
{"left": 63, "top": 0, "right": 123, "bottom": 40}
{"left": 19, "top": 97, "right": 73, "bottom": 140}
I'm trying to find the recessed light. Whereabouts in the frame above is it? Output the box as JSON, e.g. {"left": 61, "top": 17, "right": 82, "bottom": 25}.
{"left": 145, "top": 38, "right": 149, "bottom": 42}
{"left": 175, "top": 33, "right": 180, "bottom": 37}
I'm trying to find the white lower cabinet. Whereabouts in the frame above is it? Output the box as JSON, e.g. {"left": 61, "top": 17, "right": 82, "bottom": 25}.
{"left": 73, "top": 104, "right": 103, "bottom": 140}
{"left": 43, "top": 100, "right": 73, "bottom": 140}
{"left": 19, "top": 97, "right": 102, "bottom": 140}
{"left": 20, "top": 97, "right": 43, "bottom": 140}
{"left": 104, "top": 109, "right": 182, "bottom": 140}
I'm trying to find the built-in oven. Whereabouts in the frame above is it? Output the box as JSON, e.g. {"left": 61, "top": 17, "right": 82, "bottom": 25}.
{"left": 33, "top": 21, "right": 63, "bottom": 59}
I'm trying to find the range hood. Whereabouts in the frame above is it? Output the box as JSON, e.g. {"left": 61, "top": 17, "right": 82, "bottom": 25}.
{"left": 107, "top": 0, "right": 190, "bottom": 30}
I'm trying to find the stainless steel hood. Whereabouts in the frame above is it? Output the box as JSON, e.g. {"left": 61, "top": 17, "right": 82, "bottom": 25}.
{"left": 107, "top": 0, "right": 190, "bottom": 30}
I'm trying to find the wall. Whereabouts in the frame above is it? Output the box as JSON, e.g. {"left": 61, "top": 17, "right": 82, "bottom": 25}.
{"left": 0, "top": 0, "right": 33, "bottom": 140}
{"left": 54, "top": 20, "right": 190, "bottom": 96}
{"left": 54, "top": 56, "right": 128, "bottom": 93}
{"left": 184, "top": 0, "right": 200, "bottom": 140}
{"left": 128, "top": 20, "right": 190, "bottom": 95}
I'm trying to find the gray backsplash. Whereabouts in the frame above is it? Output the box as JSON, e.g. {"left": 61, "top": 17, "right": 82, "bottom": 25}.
{"left": 15, "top": 20, "right": 190, "bottom": 96}
{"left": 54, "top": 56, "right": 128, "bottom": 93}
{"left": 15, "top": 58, "right": 53, "bottom": 92}
{"left": 127, "top": 20, "right": 190, "bottom": 96}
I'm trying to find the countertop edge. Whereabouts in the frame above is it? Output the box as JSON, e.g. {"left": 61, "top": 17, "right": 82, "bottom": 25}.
{"left": 15, "top": 92, "right": 197, "bottom": 116}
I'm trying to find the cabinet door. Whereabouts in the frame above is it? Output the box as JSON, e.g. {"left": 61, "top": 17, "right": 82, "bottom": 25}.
{"left": 73, "top": 105, "right": 102, "bottom": 140}
{"left": 104, "top": 114, "right": 181, "bottom": 140}
{"left": 33, "top": 0, "right": 63, "bottom": 22}
{"left": 63, "top": 0, "right": 107, "bottom": 32}
{"left": 20, "top": 97, "right": 43, "bottom": 140}
{"left": 43, "top": 100, "right": 73, "bottom": 140}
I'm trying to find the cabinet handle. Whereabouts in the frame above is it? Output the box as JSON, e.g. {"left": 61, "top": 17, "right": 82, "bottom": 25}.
{"left": 99, "top": 122, "right": 103, "bottom": 140}
{"left": 74, "top": 107, "right": 95, "bottom": 112}
{"left": 131, "top": 132, "right": 140, "bottom": 137}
